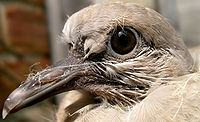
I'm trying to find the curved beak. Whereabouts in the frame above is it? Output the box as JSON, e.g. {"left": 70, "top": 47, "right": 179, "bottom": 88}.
{"left": 2, "top": 54, "right": 87, "bottom": 119}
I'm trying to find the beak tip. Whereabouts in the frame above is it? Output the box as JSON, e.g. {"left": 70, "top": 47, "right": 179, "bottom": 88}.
{"left": 2, "top": 107, "right": 9, "bottom": 119}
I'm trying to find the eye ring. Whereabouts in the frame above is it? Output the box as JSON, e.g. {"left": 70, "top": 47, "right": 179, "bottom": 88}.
{"left": 110, "top": 27, "right": 137, "bottom": 55}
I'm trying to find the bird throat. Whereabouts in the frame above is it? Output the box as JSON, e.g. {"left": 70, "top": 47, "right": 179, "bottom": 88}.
{"left": 77, "top": 78, "right": 149, "bottom": 106}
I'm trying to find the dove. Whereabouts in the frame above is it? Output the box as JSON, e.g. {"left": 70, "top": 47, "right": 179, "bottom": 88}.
{"left": 3, "top": 2, "right": 200, "bottom": 122}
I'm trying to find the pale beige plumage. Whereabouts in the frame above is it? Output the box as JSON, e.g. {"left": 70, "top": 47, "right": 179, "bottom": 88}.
{"left": 56, "top": 2, "right": 200, "bottom": 122}
{"left": 3, "top": 2, "right": 200, "bottom": 122}
{"left": 57, "top": 72, "right": 200, "bottom": 122}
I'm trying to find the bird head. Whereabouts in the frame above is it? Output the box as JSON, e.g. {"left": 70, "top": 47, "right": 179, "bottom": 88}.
{"left": 2, "top": 2, "right": 196, "bottom": 119}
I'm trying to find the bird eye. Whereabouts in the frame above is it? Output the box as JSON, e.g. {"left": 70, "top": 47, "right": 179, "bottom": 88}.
{"left": 110, "top": 27, "right": 136, "bottom": 55}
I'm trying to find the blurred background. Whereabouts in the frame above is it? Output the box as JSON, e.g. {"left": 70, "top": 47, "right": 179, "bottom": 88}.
{"left": 0, "top": 0, "right": 199, "bottom": 121}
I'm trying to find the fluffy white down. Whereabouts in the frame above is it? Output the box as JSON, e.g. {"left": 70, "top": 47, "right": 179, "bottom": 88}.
{"left": 56, "top": 72, "right": 200, "bottom": 122}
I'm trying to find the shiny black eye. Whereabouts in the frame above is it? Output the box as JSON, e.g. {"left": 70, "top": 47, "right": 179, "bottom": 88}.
{"left": 110, "top": 27, "right": 136, "bottom": 55}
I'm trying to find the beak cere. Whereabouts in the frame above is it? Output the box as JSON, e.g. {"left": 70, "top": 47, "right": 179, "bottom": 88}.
{"left": 2, "top": 54, "right": 91, "bottom": 119}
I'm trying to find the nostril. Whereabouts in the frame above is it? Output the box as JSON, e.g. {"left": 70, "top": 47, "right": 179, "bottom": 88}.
{"left": 67, "top": 43, "right": 73, "bottom": 50}
{"left": 85, "top": 48, "right": 90, "bottom": 54}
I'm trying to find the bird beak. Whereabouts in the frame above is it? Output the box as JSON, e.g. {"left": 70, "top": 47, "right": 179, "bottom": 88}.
{"left": 2, "top": 54, "right": 87, "bottom": 119}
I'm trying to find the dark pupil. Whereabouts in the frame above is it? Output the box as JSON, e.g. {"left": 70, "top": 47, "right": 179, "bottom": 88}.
{"left": 111, "top": 28, "right": 136, "bottom": 55}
